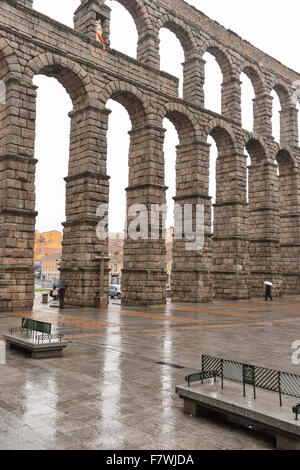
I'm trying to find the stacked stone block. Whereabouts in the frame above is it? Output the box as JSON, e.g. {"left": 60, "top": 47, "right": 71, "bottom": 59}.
{"left": 61, "top": 106, "right": 111, "bottom": 308}
{"left": 277, "top": 151, "right": 300, "bottom": 294}
{"left": 171, "top": 132, "right": 213, "bottom": 303}
{"left": 183, "top": 57, "right": 205, "bottom": 107}
{"left": 74, "top": 0, "right": 111, "bottom": 46}
{"left": 0, "top": 0, "right": 299, "bottom": 309}
{"left": 247, "top": 142, "right": 282, "bottom": 297}
{"left": 122, "top": 124, "right": 168, "bottom": 306}
{"left": 211, "top": 129, "right": 250, "bottom": 299}
{"left": 0, "top": 69, "right": 37, "bottom": 310}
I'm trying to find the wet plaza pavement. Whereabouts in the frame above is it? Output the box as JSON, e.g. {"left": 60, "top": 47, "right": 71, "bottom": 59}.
{"left": 0, "top": 296, "right": 300, "bottom": 450}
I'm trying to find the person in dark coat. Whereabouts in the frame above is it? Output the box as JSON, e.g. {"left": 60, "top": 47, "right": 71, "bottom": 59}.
{"left": 265, "top": 284, "right": 273, "bottom": 302}
{"left": 52, "top": 286, "right": 59, "bottom": 301}
{"left": 58, "top": 283, "right": 67, "bottom": 309}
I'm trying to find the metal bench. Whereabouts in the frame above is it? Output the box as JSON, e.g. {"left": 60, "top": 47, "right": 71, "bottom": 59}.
{"left": 184, "top": 354, "right": 300, "bottom": 407}
{"left": 4, "top": 317, "right": 68, "bottom": 358}
{"left": 176, "top": 354, "right": 300, "bottom": 449}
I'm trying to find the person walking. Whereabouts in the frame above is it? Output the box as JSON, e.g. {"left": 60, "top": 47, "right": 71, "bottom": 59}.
{"left": 265, "top": 283, "right": 273, "bottom": 302}
{"left": 52, "top": 286, "right": 59, "bottom": 301}
{"left": 58, "top": 283, "right": 67, "bottom": 309}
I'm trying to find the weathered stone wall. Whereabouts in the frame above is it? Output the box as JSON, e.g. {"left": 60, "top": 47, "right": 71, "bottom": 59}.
{"left": 0, "top": 0, "right": 299, "bottom": 309}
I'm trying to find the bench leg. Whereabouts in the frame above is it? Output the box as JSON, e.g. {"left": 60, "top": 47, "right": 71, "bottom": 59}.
{"left": 183, "top": 399, "right": 210, "bottom": 418}
{"left": 31, "top": 349, "right": 64, "bottom": 359}
{"left": 276, "top": 434, "right": 300, "bottom": 450}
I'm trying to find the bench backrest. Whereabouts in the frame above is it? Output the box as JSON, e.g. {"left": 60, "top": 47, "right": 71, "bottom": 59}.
{"left": 202, "top": 354, "right": 300, "bottom": 400}
{"left": 21, "top": 318, "right": 51, "bottom": 335}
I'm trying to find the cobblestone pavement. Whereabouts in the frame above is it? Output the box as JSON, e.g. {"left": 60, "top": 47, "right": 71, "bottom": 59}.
{"left": 0, "top": 297, "right": 300, "bottom": 450}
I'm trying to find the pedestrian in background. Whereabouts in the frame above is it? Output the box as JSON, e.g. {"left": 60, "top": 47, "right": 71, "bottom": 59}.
{"left": 52, "top": 286, "right": 59, "bottom": 301}
{"left": 265, "top": 282, "right": 273, "bottom": 302}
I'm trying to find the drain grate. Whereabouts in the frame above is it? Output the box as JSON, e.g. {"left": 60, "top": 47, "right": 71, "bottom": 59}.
{"left": 155, "top": 361, "right": 185, "bottom": 369}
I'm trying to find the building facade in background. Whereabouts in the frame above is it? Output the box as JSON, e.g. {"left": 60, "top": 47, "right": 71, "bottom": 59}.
{"left": 109, "top": 233, "right": 124, "bottom": 285}
{"left": 34, "top": 230, "right": 62, "bottom": 279}
{"left": 108, "top": 229, "right": 174, "bottom": 286}
{"left": 40, "top": 252, "right": 61, "bottom": 283}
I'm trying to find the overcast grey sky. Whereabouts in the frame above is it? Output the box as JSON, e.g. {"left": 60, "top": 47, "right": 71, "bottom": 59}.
{"left": 33, "top": 0, "right": 300, "bottom": 233}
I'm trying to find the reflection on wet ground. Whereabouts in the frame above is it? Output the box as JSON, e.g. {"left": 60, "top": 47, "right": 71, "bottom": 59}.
{"left": 1, "top": 296, "right": 300, "bottom": 450}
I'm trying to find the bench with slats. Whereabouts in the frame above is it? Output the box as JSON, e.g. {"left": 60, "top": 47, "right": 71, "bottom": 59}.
{"left": 177, "top": 354, "right": 300, "bottom": 450}
{"left": 4, "top": 317, "right": 68, "bottom": 358}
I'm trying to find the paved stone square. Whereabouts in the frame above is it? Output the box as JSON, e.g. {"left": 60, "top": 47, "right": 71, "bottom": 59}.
{"left": 0, "top": 296, "right": 300, "bottom": 450}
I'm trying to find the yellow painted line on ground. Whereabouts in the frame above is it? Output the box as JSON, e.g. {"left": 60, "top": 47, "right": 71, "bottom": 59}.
{"left": 171, "top": 306, "right": 264, "bottom": 319}
{"left": 238, "top": 297, "right": 300, "bottom": 303}
{"left": 64, "top": 316, "right": 300, "bottom": 339}
{"left": 0, "top": 308, "right": 205, "bottom": 332}
{"left": 115, "top": 309, "right": 206, "bottom": 324}
{"left": 0, "top": 311, "right": 120, "bottom": 330}
{"left": 215, "top": 302, "right": 300, "bottom": 315}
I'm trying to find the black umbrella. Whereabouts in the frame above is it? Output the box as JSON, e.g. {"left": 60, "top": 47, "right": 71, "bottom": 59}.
{"left": 56, "top": 282, "right": 67, "bottom": 289}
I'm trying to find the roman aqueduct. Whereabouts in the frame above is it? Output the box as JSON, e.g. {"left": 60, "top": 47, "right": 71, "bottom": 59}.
{"left": 0, "top": 0, "right": 300, "bottom": 310}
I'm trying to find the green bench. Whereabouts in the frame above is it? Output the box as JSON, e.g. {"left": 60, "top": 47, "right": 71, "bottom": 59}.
{"left": 185, "top": 354, "right": 300, "bottom": 407}
{"left": 177, "top": 354, "right": 300, "bottom": 449}
{"left": 9, "top": 318, "right": 64, "bottom": 343}
{"left": 4, "top": 317, "right": 68, "bottom": 358}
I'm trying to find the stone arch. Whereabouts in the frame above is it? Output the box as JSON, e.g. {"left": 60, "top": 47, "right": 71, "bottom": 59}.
{"left": 111, "top": 0, "right": 152, "bottom": 44}
{"left": 206, "top": 123, "right": 238, "bottom": 225}
{"left": 271, "top": 81, "right": 292, "bottom": 110}
{"left": 201, "top": 40, "right": 234, "bottom": 82}
{"left": 242, "top": 132, "right": 267, "bottom": 149}
{"left": 244, "top": 135, "right": 268, "bottom": 164}
{"left": 157, "top": 14, "right": 197, "bottom": 60}
{"left": 241, "top": 64, "right": 267, "bottom": 96}
{"left": 205, "top": 118, "right": 238, "bottom": 152}
{"left": 239, "top": 65, "right": 268, "bottom": 134}
{"left": 207, "top": 123, "right": 241, "bottom": 207}
{"left": 158, "top": 102, "right": 199, "bottom": 142}
{"left": 276, "top": 148, "right": 295, "bottom": 174}
{"left": 24, "top": 53, "right": 94, "bottom": 106}
{"left": 201, "top": 41, "right": 238, "bottom": 120}
{"left": 100, "top": 80, "right": 150, "bottom": 128}
{"left": 269, "top": 81, "right": 297, "bottom": 146}
{"left": 208, "top": 126, "right": 235, "bottom": 158}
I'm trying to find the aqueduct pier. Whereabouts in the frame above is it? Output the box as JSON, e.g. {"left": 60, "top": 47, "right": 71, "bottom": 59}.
{"left": 0, "top": 0, "right": 300, "bottom": 310}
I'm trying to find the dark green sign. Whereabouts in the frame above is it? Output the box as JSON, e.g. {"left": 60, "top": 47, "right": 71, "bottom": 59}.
{"left": 22, "top": 318, "right": 51, "bottom": 335}
{"left": 243, "top": 365, "right": 255, "bottom": 386}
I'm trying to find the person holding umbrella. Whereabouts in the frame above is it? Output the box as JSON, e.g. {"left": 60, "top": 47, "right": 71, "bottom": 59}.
{"left": 52, "top": 285, "right": 59, "bottom": 301}
{"left": 57, "top": 282, "right": 67, "bottom": 309}
{"left": 264, "top": 282, "right": 273, "bottom": 302}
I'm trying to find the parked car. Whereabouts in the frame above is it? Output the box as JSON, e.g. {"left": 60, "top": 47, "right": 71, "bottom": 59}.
{"left": 109, "top": 285, "right": 121, "bottom": 299}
